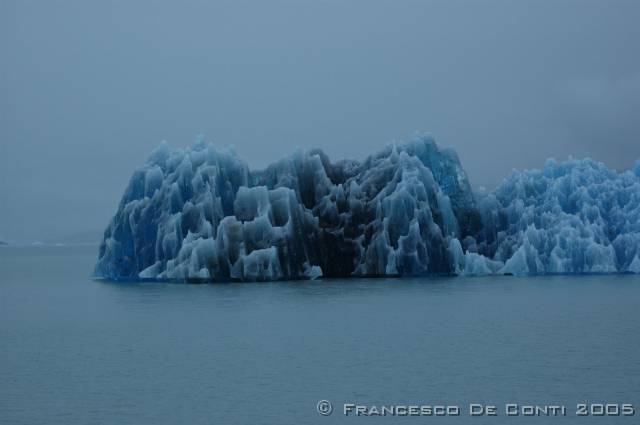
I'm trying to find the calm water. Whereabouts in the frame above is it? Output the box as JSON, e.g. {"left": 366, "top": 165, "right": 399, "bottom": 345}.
{"left": 1, "top": 245, "right": 639, "bottom": 425}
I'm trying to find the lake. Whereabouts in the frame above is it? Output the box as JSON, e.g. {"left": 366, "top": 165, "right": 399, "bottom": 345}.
{"left": 1, "top": 245, "right": 639, "bottom": 424}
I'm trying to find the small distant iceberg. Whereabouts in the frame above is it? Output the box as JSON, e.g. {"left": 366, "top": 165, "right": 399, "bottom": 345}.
{"left": 95, "top": 135, "right": 640, "bottom": 282}
{"left": 29, "top": 240, "right": 65, "bottom": 247}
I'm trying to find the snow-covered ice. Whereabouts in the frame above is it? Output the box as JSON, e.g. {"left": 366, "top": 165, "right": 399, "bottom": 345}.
{"left": 95, "top": 136, "right": 640, "bottom": 281}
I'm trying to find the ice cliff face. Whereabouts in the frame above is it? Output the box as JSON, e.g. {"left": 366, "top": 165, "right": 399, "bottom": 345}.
{"left": 95, "top": 136, "right": 640, "bottom": 281}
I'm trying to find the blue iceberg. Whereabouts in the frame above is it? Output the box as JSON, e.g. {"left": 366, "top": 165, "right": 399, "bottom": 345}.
{"left": 473, "top": 158, "right": 640, "bottom": 275}
{"left": 95, "top": 135, "right": 640, "bottom": 281}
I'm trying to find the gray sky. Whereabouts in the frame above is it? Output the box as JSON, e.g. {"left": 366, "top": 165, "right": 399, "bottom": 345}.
{"left": 1, "top": 0, "right": 639, "bottom": 243}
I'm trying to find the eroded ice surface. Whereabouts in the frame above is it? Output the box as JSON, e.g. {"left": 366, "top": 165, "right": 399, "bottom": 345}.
{"left": 95, "top": 136, "right": 640, "bottom": 281}
{"left": 473, "top": 158, "right": 640, "bottom": 275}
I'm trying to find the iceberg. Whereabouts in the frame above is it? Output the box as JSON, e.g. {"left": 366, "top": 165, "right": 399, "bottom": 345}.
{"left": 95, "top": 135, "right": 640, "bottom": 282}
{"left": 473, "top": 158, "right": 640, "bottom": 275}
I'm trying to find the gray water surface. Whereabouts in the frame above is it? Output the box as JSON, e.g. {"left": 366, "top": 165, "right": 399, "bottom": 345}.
{"left": 1, "top": 245, "right": 639, "bottom": 424}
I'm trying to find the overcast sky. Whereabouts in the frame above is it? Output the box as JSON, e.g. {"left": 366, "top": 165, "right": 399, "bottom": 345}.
{"left": 1, "top": 0, "right": 639, "bottom": 243}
